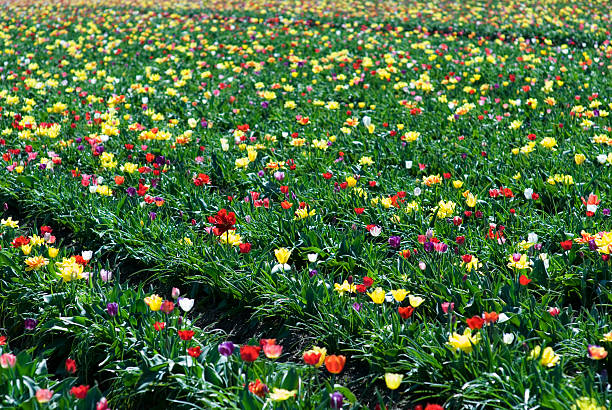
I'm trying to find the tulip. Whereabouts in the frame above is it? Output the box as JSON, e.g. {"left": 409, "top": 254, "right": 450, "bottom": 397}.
{"left": 325, "top": 355, "right": 346, "bottom": 374}
{"left": 503, "top": 333, "right": 515, "bottom": 344}
{"left": 187, "top": 346, "right": 202, "bottom": 358}
{"left": 274, "top": 248, "right": 291, "bottom": 264}
{"left": 368, "top": 287, "right": 386, "bottom": 304}
{"left": 178, "top": 330, "right": 195, "bottom": 341}
{"left": 24, "top": 318, "right": 37, "bottom": 330}
{"left": 240, "top": 345, "right": 261, "bottom": 362}
{"left": 587, "top": 345, "right": 608, "bottom": 360}
{"left": 529, "top": 346, "right": 560, "bottom": 367}
{"left": 303, "top": 346, "right": 326, "bottom": 367}
{"left": 384, "top": 373, "right": 403, "bottom": 390}
{"left": 96, "top": 398, "right": 110, "bottom": 410}
{"left": 390, "top": 288, "right": 408, "bottom": 302}
{"left": 144, "top": 294, "right": 163, "bottom": 311}
{"left": 70, "top": 385, "right": 90, "bottom": 399}
{"left": 330, "top": 392, "right": 344, "bottom": 409}
{"left": 388, "top": 236, "right": 401, "bottom": 248}
{"left": 263, "top": 343, "right": 283, "bottom": 359}
{"left": 466, "top": 316, "right": 484, "bottom": 329}
{"left": 447, "top": 328, "right": 482, "bottom": 353}
{"left": 36, "top": 389, "right": 54, "bottom": 403}
{"left": 160, "top": 300, "right": 175, "bottom": 314}
{"left": 171, "top": 287, "right": 181, "bottom": 299}
{"left": 179, "top": 297, "right": 194, "bottom": 312}
{"left": 248, "top": 379, "right": 269, "bottom": 398}
{"left": 100, "top": 269, "right": 112, "bottom": 282}
{"left": 303, "top": 351, "right": 322, "bottom": 366}
{"left": 106, "top": 302, "right": 119, "bottom": 317}
{"left": 65, "top": 358, "right": 77, "bottom": 374}
{"left": 0, "top": 353, "right": 16, "bottom": 368}
{"left": 398, "top": 306, "right": 414, "bottom": 319}
{"left": 409, "top": 295, "right": 424, "bottom": 308}
{"left": 218, "top": 341, "right": 235, "bottom": 357}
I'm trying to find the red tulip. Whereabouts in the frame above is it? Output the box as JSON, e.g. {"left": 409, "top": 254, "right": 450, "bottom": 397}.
{"left": 187, "top": 346, "right": 201, "bottom": 358}
{"left": 303, "top": 352, "right": 321, "bottom": 365}
{"left": 398, "top": 306, "right": 414, "bottom": 319}
{"left": 240, "top": 345, "right": 261, "bottom": 362}
{"left": 65, "top": 358, "right": 77, "bottom": 374}
{"left": 466, "top": 316, "right": 484, "bottom": 329}
{"left": 178, "top": 330, "right": 195, "bottom": 341}
{"left": 70, "top": 385, "right": 90, "bottom": 399}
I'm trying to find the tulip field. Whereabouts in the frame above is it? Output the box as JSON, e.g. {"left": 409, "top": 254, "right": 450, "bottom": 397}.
{"left": 0, "top": 0, "right": 611, "bottom": 408}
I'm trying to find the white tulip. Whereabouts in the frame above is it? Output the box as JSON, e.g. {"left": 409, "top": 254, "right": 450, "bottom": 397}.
{"left": 179, "top": 297, "right": 194, "bottom": 312}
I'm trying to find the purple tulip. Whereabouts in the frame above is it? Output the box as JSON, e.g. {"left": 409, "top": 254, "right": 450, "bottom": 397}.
{"left": 218, "top": 341, "right": 235, "bottom": 357}
{"left": 388, "top": 236, "right": 401, "bottom": 248}
{"left": 24, "top": 318, "right": 37, "bottom": 330}
{"left": 106, "top": 302, "right": 119, "bottom": 317}
{"left": 330, "top": 392, "right": 344, "bottom": 409}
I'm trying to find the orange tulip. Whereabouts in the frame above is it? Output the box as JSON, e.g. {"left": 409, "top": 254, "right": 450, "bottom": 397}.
{"left": 325, "top": 355, "right": 346, "bottom": 374}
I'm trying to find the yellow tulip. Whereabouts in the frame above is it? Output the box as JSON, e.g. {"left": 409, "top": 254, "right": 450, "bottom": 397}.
{"left": 384, "top": 373, "right": 403, "bottom": 390}
{"left": 447, "top": 328, "right": 482, "bottom": 353}
{"left": 390, "top": 289, "right": 408, "bottom": 302}
{"left": 368, "top": 287, "right": 386, "bottom": 304}
{"left": 466, "top": 193, "right": 477, "bottom": 208}
{"left": 48, "top": 247, "right": 59, "bottom": 258}
{"left": 409, "top": 295, "right": 424, "bottom": 307}
{"left": 274, "top": 248, "right": 291, "bottom": 265}
{"left": 144, "top": 294, "right": 163, "bottom": 311}
{"left": 334, "top": 280, "right": 356, "bottom": 296}
{"left": 529, "top": 346, "right": 560, "bottom": 368}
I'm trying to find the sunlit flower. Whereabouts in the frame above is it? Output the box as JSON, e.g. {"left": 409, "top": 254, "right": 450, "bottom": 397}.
{"left": 529, "top": 346, "right": 560, "bottom": 367}
{"left": 507, "top": 253, "right": 533, "bottom": 271}
{"left": 447, "top": 328, "right": 482, "bottom": 353}
{"left": 368, "top": 287, "right": 386, "bottom": 304}
{"left": 587, "top": 345, "right": 608, "bottom": 360}
{"left": 571, "top": 397, "right": 606, "bottom": 410}
{"left": 25, "top": 255, "right": 49, "bottom": 271}
{"left": 303, "top": 346, "right": 326, "bottom": 367}
{"left": 384, "top": 373, "right": 403, "bottom": 390}
{"left": 274, "top": 248, "right": 291, "bottom": 264}
{"left": 408, "top": 295, "right": 424, "bottom": 308}
{"left": 334, "top": 280, "right": 356, "bottom": 296}
{"left": 269, "top": 388, "right": 297, "bottom": 401}
{"left": 144, "top": 294, "right": 163, "bottom": 311}
{"left": 390, "top": 289, "right": 408, "bottom": 302}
